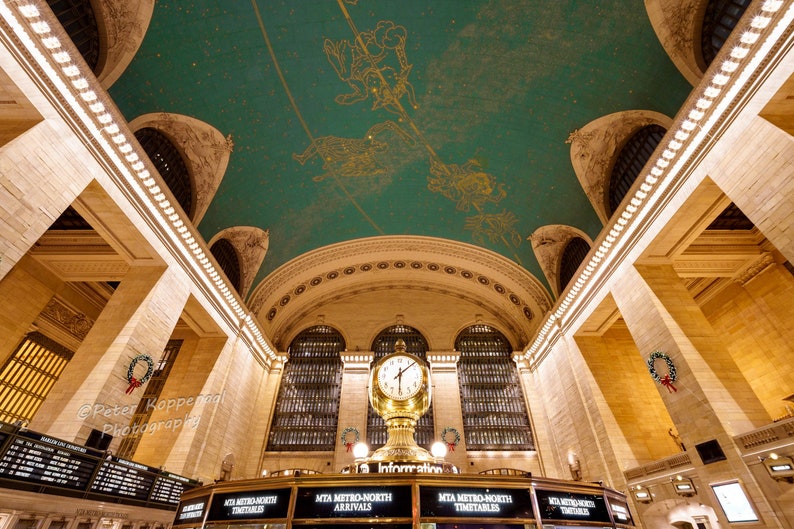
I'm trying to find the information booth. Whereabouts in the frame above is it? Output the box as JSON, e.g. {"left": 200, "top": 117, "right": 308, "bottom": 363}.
{"left": 173, "top": 473, "right": 635, "bottom": 529}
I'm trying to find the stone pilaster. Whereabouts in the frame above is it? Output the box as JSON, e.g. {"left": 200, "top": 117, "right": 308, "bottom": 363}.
{"left": 427, "top": 351, "right": 465, "bottom": 469}
{"left": 334, "top": 351, "right": 374, "bottom": 470}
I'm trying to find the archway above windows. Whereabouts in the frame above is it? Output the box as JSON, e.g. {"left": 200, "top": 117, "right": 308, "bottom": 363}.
{"left": 567, "top": 111, "right": 672, "bottom": 225}
{"left": 646, "top": 0, "right": 752, "bottom": 85}
{"left": 208, "top": 226, "right": 270, "bottom": 299}
{"left": 46, "top": 0, "right": 154, "bottom": 87}
{"left": 129, "top": 113, "right": 233, "bottom": 225}
{"left": 529, "top": 225, "right": 593, "bottom": 299}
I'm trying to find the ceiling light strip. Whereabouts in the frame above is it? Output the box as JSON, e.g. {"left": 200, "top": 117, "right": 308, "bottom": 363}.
{"left": 525, "top": 0, "right": 789, "bottom": 367}
{"left": 2, "top": 2, "right": 276, "bottom": 360}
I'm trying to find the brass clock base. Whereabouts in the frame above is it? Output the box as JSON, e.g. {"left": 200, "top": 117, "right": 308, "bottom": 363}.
{"left": 368, "top": 417, "right": 434, "bottom": 462}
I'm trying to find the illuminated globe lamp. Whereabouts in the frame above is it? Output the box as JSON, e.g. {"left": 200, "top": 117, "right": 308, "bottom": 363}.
{"left": 367, "top": 340, "right": 435, "bottom": 463}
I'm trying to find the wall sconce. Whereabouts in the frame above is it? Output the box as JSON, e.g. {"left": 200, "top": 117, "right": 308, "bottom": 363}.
{"left": 631, "top": 485, "right": 653, "bottom": 503}
{"left": 761, "top": 452, "right": 794, "bottom": 482}
{"left": 568, "top": 452, "right": 582, "bottom": 481}
{"left": 672, "top": 475, "right": 696, "bottom": 497}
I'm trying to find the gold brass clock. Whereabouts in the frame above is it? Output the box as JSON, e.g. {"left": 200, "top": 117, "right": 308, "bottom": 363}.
{"left": 368, "top": 339, "right": 434, "bottom": 463}
{"left": 377, "top": 354, "right": 423, "bottom": 400}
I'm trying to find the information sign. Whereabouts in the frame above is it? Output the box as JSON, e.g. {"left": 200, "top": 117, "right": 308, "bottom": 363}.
{"left": 535, "top": 489, "right": 611, "bottom": 523}
{"left": 608, "top": 499, "right": 633, "bottom": 525}
{"left": 206, "top": 488, "right": 291, "bottom": 521}
{"left": 176, "top": 495, "right": 211, "bottom": 523}
{"left": 420, "top": 486, "right": 534, "bottom": 518}
{"left": 295, "top": 485, "right": 412, "bottom": 519}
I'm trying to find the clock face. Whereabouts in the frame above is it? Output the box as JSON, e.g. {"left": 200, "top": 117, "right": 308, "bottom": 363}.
{"left": 377, "top": 354, "right": 423, "bottom": 400}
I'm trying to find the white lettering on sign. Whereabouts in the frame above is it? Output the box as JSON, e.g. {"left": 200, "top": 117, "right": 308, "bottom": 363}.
{"left": 314, "top": 491, "right": 393, "bottom": 512}
{"left": 437, "top": 491, "right": 513, "bottom": 513}
{"left": 178, "top": 502, "right": 205, "bottom": 520}
{"left": 548, "top": 496, "right": 596, "bottom": 516}
{"left": 610, "top": 503, "right": 629, "bottom": 521}
{"left": 223, "top": 495, "right": 278, "bottom": 515}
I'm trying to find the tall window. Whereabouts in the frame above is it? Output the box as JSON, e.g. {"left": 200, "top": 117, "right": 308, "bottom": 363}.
{"left": 367, "top": 325, "right": 434, "bottom": 447}
{"left": 456, "top": 325, "right": 533, "bottom": 451}
{"left": 117, "top": 340, "right": 183, "bottom": 459}
{"left": 210, "top": 239, "right": 242, "bottom": 292}
{"left": 134, "top": 127, "right": 194, "bottom": 218}
{"left": 608, "top": 124, "right": 666, "bottom": 215}
{"left": 266, "top": 326, "right": 344, "bottom": 451}
{"left": 0, "top": 332, "right": 74, "bottom": 424}
{"left": 701, "top": 0, "right": 751, "bottom": 66}
{"left": 559, "top": 237, "right": 591, "bottom": 293}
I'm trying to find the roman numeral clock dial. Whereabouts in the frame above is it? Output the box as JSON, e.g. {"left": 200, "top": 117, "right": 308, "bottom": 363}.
{"left": 377, "top": 355, "right": 422, "bottom": 400}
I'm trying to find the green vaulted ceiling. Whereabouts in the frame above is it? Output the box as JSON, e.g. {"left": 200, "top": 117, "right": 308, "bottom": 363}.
{"left": 109, "top": 0, "right": 691, "bottom": 291}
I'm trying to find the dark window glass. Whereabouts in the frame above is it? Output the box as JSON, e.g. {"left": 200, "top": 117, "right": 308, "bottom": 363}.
{"left": 210, "top": 239, "right": 242, "bottom": 292}
{"left": 135, "top": 127, "right": 194, "bottom": 217}
{"left": 608, "top": 124, "right": 666, "bottom": 215}
{"left": 559, "top": 237, "right": 591, "bottom": 293}
{"left": 46, "top": 0, "right": 100, "bottom": 70}
{"left": 117, "top": 340, "right": 183, "bottom": 459}
{"left": 367, "top": 325, "right": 434, "bottom": 447}
{"left": 456, "top": 325, "right": 533, "bottom": 451}
{"left": 701, "top": 0, "right": 752, "bottom": 66}
{"left": 266, "top": 326, "right": 344, "bottom": 451}
{"left": 707, "top": 202, "right": 754, "bottom": 230}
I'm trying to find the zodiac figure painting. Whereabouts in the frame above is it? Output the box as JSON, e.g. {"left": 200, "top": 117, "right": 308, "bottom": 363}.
{"left": 323, "top": 20, "right": 418, "bottom": 115}
{"left": 427, "top": 157, "right": 507, "bottom": 212}
{"left": 293, "top": 120, "right": 414, "bottom": 181}
{"left": 464, "top": 211, "right": 523, "bottom": 248}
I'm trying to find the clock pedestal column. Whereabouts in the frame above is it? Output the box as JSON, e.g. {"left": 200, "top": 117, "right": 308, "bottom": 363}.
{"left": 369, "top": 416, "right": 434, "bottom": 462}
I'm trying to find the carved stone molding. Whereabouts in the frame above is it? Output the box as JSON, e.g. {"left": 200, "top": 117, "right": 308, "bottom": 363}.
{"left": 567, "top": 111, "right": 672, "bottom": 224}
{"left": 129, "top": 113, "right": 233, "bottom": 224}
{"left": 248, "top": 236, "right": 553, "bottom": 348}
{"left": 733, "top": 253, "right": 776, "bottom": 285}
{"left": 94, "top": 0, "right": 155, "bottom": 88}
{"left": 528, "top": 225, "right": 593, "bottom": 299}
{"left": 208, "top": 226, "right": 270, "bottom": 298}
{"left": 645, "top": 0, "right": 704, "bottom": 85}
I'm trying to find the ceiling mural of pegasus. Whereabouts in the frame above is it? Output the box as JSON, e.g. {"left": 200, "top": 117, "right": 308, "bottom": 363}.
{"left": 109, "top": 0, "right": 691, "bottom": 291}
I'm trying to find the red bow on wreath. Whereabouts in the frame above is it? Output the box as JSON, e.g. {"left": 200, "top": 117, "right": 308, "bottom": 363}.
{"left": 660, "top": 374, "right": 677, "bottom": 393}
{"left": 446, "top": 442, "right": 456, "bottom": 452}
{"left": 345, "top": 442, "right": 354, "bottom": 452}
{"left": 125, "top": 378, "right": 142, "bottom": 394}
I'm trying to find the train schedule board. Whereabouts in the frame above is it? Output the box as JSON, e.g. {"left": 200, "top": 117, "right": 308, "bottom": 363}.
{"left": 535, "top": 489, "right": 611, "bottom": 523}
{"left": 0, "top": 430, "right": 101, "bottom": 491}
{"left": 207, "top": 488, "right": 291, "bottom": 521}
{"left": 420, "top": 486, "right": 534, "bottom": 519}
{"left": 294, "top": 485, "right": 412, "bottom": 519}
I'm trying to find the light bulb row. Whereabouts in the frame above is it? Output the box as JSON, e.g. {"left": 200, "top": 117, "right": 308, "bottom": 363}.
{"left": 526, "top": 0, "right": 788, "bottom": 362}
{"left": 9, "top": 2, "right": 277, "bottom": 360}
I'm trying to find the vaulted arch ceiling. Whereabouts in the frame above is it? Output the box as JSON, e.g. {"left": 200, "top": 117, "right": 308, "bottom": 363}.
{"left": 108, "top": 1, "right": 691, "bottom": 299}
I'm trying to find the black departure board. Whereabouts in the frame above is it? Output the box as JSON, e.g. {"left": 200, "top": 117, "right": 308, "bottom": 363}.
{"left": 420, "top": 486, "right": 534, "bottom": 519}
{"left": 0, "top": 430, "right": 101, "bottom": 491}
{"left": 151, "top": 472, "right": 195, "bottom": 504}
{"left": 90, "top": 457, "right": 157, "bottom": 500}
{"left": 0, "top": 422, "right": 199, "bottom": 509}
{"left": 535, "top": 489, "right": 611, "bottom": 523}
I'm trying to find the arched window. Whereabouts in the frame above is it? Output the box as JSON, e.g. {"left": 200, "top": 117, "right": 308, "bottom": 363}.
{"left": 707, "top": 202, "right": 754, "bottom": 230}
{"left": 46, "top": 0, "right": 100, "bottom": 71}
{"left": 210, "top": 239, "right": 242, "bottom": 292}
{"left": 608, "top": 124, "right": 666, "bottom": 215}
{"left": 367, "top": 325, "right": 434, "bottom": 447}
{"left": 456, "top": 324, "right": 533, "bottom": 451}
{"left": 266, "top": 326, "right": 344, "bottom": 451}
{"left": 701, "top": 0, "right": 752, "bottom": 67}
{"left": 559, "top": 237, "right": 591, "bottom": 293}
{"left": 134, "top": 127, "right": 194, "bottom": 218}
